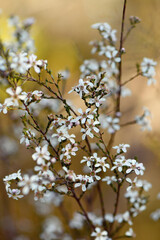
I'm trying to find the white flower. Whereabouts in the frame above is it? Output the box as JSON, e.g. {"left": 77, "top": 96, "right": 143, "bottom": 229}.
{"left": 5, "top": 86, "right": 26, "bottom": 107}
{"left": 10, "top": 51, "right": 30, "bottom": 74}
{"left": 113, "top": 144, "right": 130, "bottom": 154}
{"left": 99, "top": 115, "right": 120, "bottom": 134}
{"left": 69, "top": 78, "right": 93, "bottom": 98}
{"left": 88, "top": 95, "right": 106, "bottom": 108}
{"left": 126, "top": 177, "right": 143, "bottom": 191}
{"left": 111, "top": 156, "right": 127, "bottom": 172}
{"left": 95, "top": 157, "right": 110, "bottom": 172}
{"left": 7, "top": 188, "right": 23, "bottom": 200}
{"left": 78, "top": 108, "right": 94, "bottom": 124}
{"left": 3, "top": 170, "right": 22, "bottom": 191}
{"left": 63, "top": 167, "right": 76, "bottom": 182}
{"left": 141, "top": 57, "right": 157, "bottom": 85}
{"left": 60, "top": 143, "right": 78, "bottom": 160}
{"left": 52, "top": 126, "right": 75, "bottom": 144}
{"left": 137, "top": 179, "right": 152, "bottom": 192}
{"left": 80, "top": 59, "right": 99, "bottom": 77}
{"left": 69, "top": 212, "right": 84, "bottom": 229}
{"left": 135, "top": 107, "right": 152, "bottom": 131}
{"left": 32, "top": 145, "right": 50, "bottom": 165}
{"left": 151, "top": 209, "right": 160, "bottom": 221}
{"left": 125, "top": 159, "right": 145, "bottom": 175}
{"left": 105, "top": 214, "right": 114, "bottom": 223}
{"left": 34, "top": 162, "right": 53, "bottom": 177}
{"left": 28, "top": 54, "right": 47, "bottom": 73}
{"left": 130, "top": 202, "right": 146, "bottom": 217}
{"left": 18, "top": 174, "right": 39, "bottom": 195}
{"left": 102, "top": 176, "right": 117, "bottom": 185}
{"left": 125, "top": 228, "right": 135, "bottom": 237}
{"left": 91, "top": 227, "right": 108, "bottom": 240}
{"left": 89, "top": 168, "right": 101, "bottom": 181}
{"left": 99, "top": 46, "right": 121, "bottom": 70}
{"left": 123, "top": 211, "right": 133, "bottom": 225}
{"left": 81, "top": 119, "right": 99, "bottom": 140}
{"left": 81, "top": 156, "right": 93, "bottom": 167}
{"left": 40, "top": 216, "right": 63, "bottom": 240}
{"left": 91, "top": 22, "right": 117, "bottom": 43}
{"left": 0, "top": 101, "right": 12, "bottom": 114}
{"left": 125, "top": 190, "right": 139, "bottom": 203}
{"left": 75, "top": 175, "right": 93, "bottom": 191}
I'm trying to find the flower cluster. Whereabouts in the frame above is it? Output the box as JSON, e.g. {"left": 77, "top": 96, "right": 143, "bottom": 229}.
{"left": 0, "top": 5, "right": 157, "bottom": 240}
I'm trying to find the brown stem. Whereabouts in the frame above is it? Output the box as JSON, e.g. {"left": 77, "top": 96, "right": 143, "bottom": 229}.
{"left": 71, "top": 189, "right": 95, "bottom": 230}
{"left": 97, "top": 181, "right": 107, "bottom": 230}
{"left": 26, "top": 77, "right": 78, "bottom": 117}
{"left": 123, "top": 25, "right": 135, "bottom": 43}
{"left": 23, "top": 103, "right": 58, "bottom": 156}
{"left": 121, "top": 72, "right": 141, "bottom": 87}
{"left": 120, "top": 120, "right": 136, "bottom": 127}
{"left": 109, "top": 184, "right": 121, "bottom": 235}
{"left": 107, "top": 0, "right": 127, "bottom": 153}
{"left": 117, "top": 0, "right": 127, "bottom": 112}
{"left": 107, "top": 133, "right": 116, "bottom": 152}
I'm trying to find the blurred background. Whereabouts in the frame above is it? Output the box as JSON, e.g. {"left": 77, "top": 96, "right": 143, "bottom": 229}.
{"left": 0, "top": 0, "right": 160, "bottom": 239}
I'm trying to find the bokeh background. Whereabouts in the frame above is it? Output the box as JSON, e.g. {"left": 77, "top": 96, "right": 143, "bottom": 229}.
{"left": 0, "top": 0, "right": 160, "bottom": 239}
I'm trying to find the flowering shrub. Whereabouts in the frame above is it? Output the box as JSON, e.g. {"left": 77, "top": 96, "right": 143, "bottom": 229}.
{"left": 1, "top": 1, "right": 157, "bottom": 239}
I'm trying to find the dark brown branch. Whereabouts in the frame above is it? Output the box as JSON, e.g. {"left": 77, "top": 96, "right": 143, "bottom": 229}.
{"left": 97, "top": 181, "right": 107, "bottom": 230}
{"left": 23, "top": 103, "right": 59, "bottom": 156}
{"left": 117, "top": 0, "right": 127, "bottom": 112}
{"left": 71, "top": 189, "right": 95, "bottom": 230}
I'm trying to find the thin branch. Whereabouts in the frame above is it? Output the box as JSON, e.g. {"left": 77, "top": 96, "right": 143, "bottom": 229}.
{"left": 123, "top": 25, "right": 135, "bottom": 43}
{"left": 116, "top": 0, "right": 127, "bottom": 112}
{"left": 97, "top": 181, "right": 107, "bottom": 230}
{"left": 23, "top": 103, "right": 58, "bottom": 156}
{"left": 121, "top": 72, "right": 141, "bottom": 87}
{"left": 107, "top": 0, "right": 127, "bottom": 152}
{"left": 109, "top": 184, "right": 121, "bottom": 235}
{"left": 71, "top": 189, "right": 95, "bottom": 230}
{"left": 120, "top": 119, "right": 136, "bottom": 127}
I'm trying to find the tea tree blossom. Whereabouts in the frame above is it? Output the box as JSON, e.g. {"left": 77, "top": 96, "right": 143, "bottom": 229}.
{"left": 135, "top": 107, "right": 152, "bottom": 131}
{"left": 75, "top": 175, "right": 93, "bottom": 192}
{"left": 125, "top": 228, "right": 135, "bottom": 237}
{"left": 9, "top": 51, "right": 29, "bottom": 74}
{"left": 113, "top": 143, "right": 130, "bottom": 154}
{"left": 32, "top": 145, "right": 50, "bottom": 165}
{"left": 91, "top": 22, "right": 117, "bottom": 43}
{"left": 5, "top": 86, "right": 26, "bottom": 107}
{"left": 81, "top": 119, "right": 100, "bottom": 140}
{"left": 28, "top": 54, "right": 47, "bottom": 73}
{"left": 151, "top": 209, "right": 160, "bottom": 221}
{"left": 18, "top": 174, "right": 39, "bottom": 195}
{"left": 7, "top": 188, "right": 23, "bottom": 200}
{"left": 99, "top": 115, "right": 120, "bottom": 134}
{"left": 141, "top": 58, "right": 157, "bottom": 85}
{"left": 91, "top": 227, "right": 109, "bottom": 240}
{"left": 3, "top": 170, "right": 22, "bottom": 191}
{"left": 95, "top": 157, "right": 110, "bottom": 172}
{"left": 125, "top": 159, "right": 145, "bottom": 175}
{"left": 0, "top": 102, "right": 11, "bottom": 114}
{"left": 102, "top": 176, "right": 117, "bottom": 185}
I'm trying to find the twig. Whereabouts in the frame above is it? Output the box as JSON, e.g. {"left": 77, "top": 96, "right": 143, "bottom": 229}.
{"left": 121, "top": 72, "right": 141, "bottom": 87}
{"left": 71, "top": 189, "right": 95, "bottom": 230}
